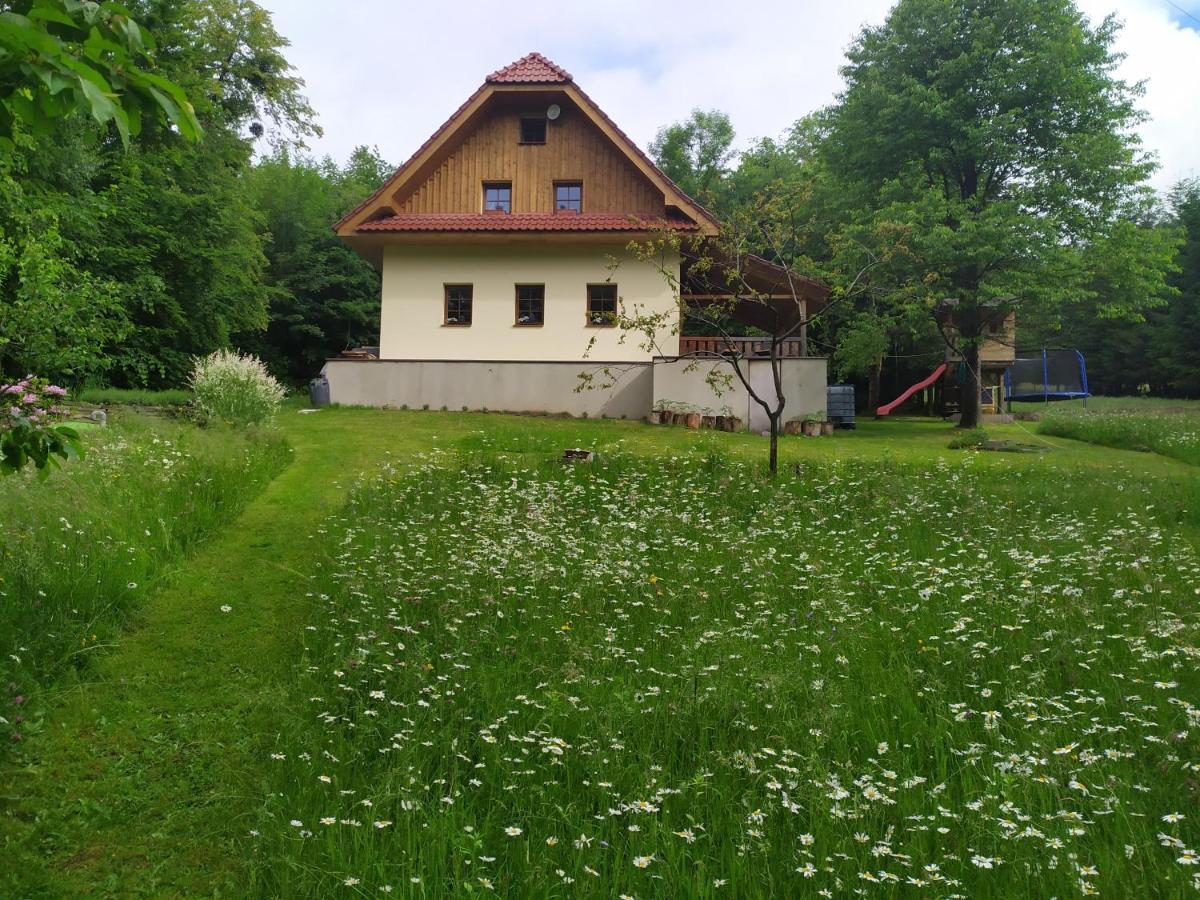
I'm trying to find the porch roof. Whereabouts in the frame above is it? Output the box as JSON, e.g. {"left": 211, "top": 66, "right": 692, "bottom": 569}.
{"left": 681, "top": 248, "right": 830, "bottom": 337}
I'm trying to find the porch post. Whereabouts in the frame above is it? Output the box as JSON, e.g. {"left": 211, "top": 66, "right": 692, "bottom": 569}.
{"left": 800, "top": 300, "right": 808, "bottom": 357}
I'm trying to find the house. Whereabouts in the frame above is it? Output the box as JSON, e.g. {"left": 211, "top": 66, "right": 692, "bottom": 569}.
{"left": 325, "top": 52, "right": 829, "bottom": 429}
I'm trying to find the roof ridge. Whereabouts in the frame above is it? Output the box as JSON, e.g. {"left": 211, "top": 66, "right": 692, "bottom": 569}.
{"left": 486, "top": 51, "right": 572, "bottom": 84}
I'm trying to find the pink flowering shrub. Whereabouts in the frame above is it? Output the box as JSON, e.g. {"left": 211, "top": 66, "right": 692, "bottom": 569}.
{"left": 0, "top": 376, "right": 84, "bottom": 479}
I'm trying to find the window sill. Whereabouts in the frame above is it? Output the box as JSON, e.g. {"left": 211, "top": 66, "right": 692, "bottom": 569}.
{"left": 442, "top": 323, "right": 472, "bottom": 327}
{"left": 513, "top": 323, "right": 545, "bottom": 328}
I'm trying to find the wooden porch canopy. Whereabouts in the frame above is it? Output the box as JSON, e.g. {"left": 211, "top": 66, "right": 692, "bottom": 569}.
{"left": 680, "top": 247, "right": 831, "bottom": 349}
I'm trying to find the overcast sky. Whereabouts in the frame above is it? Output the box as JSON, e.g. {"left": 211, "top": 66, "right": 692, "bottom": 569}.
{"left": 259, "top": 0, "right": 1200, "bottom": 192}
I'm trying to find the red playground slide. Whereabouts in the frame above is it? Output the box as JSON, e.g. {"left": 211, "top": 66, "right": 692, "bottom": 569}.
{"left": 876, "top": 363, "right": 948, "bottom": 417}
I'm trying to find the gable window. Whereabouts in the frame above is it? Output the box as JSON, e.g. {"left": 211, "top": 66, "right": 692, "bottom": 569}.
{"left": 483, "top": 182, "right": 511, "bottom": 213}
{"left": 444, "top": 284, "right": 472, "bottom": 326}
{"left": 555, "top": 182, "right": 582, "bottom": 213}
{"left": 519, "top": 117, "right": 547, "bottom": 144}
{"left": 515, "top": 284, "right": 545, "bottom": 326}
{"left": 586, "top": 283, "right": 617, "bottom": 326}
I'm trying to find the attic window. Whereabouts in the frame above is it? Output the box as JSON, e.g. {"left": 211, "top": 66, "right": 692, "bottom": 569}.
{"left": 483, "top": 182, "right": 511, "bottom": 213}
{"left": 519, "top": 117, "right": 547, "bottom": 144}
{"left": 554, "top": 182, "right": 582, "bottom": 213}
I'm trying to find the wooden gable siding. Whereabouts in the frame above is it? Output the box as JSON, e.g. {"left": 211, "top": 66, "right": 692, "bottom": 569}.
{"left": 395, "top": 104, "right": 664, "bottom": 215}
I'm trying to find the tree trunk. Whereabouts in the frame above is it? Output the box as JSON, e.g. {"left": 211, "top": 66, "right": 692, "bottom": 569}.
{"left": 867, "top": 359, "right": 881, "bottom": 412}
{"left": 958, "top": 341, "right": 982, "bottom": 429}
{"left": 768, "top": 413, "right": 780, "bottom": 475}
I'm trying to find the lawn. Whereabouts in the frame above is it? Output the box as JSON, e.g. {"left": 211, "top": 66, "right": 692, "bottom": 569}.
{"left": 2, "top": 406, "right": 1198, "bottom": 896}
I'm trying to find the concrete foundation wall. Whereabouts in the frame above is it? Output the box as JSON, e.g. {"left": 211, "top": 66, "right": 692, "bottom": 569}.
{"left": 323, "top": 359, "right": 653, "bottom": 418}
{"left": 652, "top": 357, "right": 829, "bottom": 432}
{"left": 323, "top": 356, "right": 827, "bottom": 430}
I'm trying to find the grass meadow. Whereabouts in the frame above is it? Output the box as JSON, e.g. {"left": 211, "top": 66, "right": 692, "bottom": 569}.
{"left": 249, "top": 431, "right": 1200, "bottom": 896}
{"left": 1, "top": 403, "right": 1198, "bottom": 896}
{"left": 1033, "top": 400, "right": 1200, "bottom": 468}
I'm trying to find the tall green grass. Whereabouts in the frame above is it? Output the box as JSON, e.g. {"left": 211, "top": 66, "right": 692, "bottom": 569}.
{"left": 250, "top": 451, "right": 1200, "bottom": 897}
{"left": 1038, "top": 406, "right": 1200, "bottom": 467}
{"left": 76, "top": 386, "right": 193, "bottom": 407}
{"left": 0, "top": 415, "right": 291, "bottom": 748}
{"left": 1014, "top": 395, "right": 1200, "bottom": 414}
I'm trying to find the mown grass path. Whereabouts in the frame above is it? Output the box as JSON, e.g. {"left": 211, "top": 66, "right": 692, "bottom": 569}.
{"left": 2, "top": 408, "right": 1197, "bottom": 896}
{"left": 1, "top": 409, "right": 416, "bottom": 896}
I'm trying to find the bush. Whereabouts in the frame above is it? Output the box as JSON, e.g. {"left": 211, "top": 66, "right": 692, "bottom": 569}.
{"left": 947, "top": 427, "right": 989, "bottom": 450}
{"left": 188, "top": 349, "right": 285, "bottom": 426}
{"left": 0, "top": 375, "right": 84, "bottom": 479}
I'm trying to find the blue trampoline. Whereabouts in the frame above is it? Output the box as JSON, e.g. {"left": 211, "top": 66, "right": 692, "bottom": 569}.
{"left": 1005, "top": 349, "right": 1090, "bottom": 402}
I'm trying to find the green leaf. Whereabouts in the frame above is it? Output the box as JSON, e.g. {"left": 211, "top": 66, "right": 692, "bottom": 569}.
{"left": 77, "top": 74, "right": 118, "bottom": 125}
{"left": 25, "top": 5, "right": 79, "bottom": 29}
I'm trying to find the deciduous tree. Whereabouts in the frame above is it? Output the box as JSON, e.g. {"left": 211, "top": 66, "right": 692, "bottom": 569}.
{"left": 823, "top": 0, "right": 1176, "bottom": 427}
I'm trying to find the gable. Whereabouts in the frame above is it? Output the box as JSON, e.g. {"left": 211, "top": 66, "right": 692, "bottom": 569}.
{"left": 335, "top": 53, "right": 717, "bottom": 238}
{"left": 395, "top": 94, "right": 663, "bottom": 216}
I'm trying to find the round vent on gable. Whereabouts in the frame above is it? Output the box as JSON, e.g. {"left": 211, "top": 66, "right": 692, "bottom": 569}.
{"left": 546, "top": 103, "right": 561, "bottom": 121}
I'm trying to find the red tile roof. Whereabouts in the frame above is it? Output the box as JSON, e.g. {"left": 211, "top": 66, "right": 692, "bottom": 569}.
{"left": 357, "top": 213, "right": 700, "bottom": 233}
{"left": 486, "top": 52, "right": 572, "bottom": 84}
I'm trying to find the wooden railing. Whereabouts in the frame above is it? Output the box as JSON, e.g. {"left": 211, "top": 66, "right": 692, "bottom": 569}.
{"left": 678, "top": 336, "right": 807, "bottom": 358}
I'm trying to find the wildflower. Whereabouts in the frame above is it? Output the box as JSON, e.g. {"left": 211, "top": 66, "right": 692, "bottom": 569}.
{"left": 632, "top": 855, "right": 655, "bottom": 868}
{"left": 1179, "top": 851, "right": 1199, "bottom": 866}
{"left": 220, "top": 605, "right": 232, "bottom": 613}
{"left": 504, "top": 826, "right": 522, "bottom": 837}
{"left": 800, "top": 833, "right": 815, "bottom": 846}
{"left": 343, "top": 877, "right": 360, "bottom": 886}
{"left": 546, "top": 836, "right": 559, "bottom": 846}
{"left": 674, "top": 828, "right": 697, "bottom": 843}
{"left": 1163, "top": 813, "right": 1186, "bottom": 823}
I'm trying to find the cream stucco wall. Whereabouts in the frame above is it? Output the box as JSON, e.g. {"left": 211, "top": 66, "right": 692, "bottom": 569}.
{"left": 378, "top": 243, "right": 678, "bottom": 361}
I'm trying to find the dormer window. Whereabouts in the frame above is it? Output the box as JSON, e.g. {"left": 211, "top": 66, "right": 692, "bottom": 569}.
{"left": 519, "top": 117, "right": 547, "bottom": 144}
{"left": 483, "top": 182, "right": 511, "bottom": 213}
{"left": 555, "top": 182, "right": 582, "bottom": 213}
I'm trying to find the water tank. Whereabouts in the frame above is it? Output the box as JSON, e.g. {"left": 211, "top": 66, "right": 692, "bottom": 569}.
{"left": 827, "top": 384, "right": 855, "bottom": 429}
{"left": 309, "top": 376, "right": 330, "bottom": 408}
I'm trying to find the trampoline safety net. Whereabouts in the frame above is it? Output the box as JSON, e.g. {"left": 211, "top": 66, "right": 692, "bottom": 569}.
{"left": 1005, "top": 349, "right": 1090, "bottom": 401}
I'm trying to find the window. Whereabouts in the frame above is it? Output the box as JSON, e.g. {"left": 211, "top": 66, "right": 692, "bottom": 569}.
{"left": 483, "top": 182, "right": 511, "bottom": 213}
{"left": 519, "top": 117, "right": 546, "bottom": 144}
{"left": 586, "top": 283, "right": 617, "bottom": 326}
{"left": 555, "top": 182, "right": 582, "bottom": 213}
{"left": 515, "top": 284, "right": 544, "bottom": 326}
{"left": 444, "top": 284, "right": 472, "bottom": 326}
